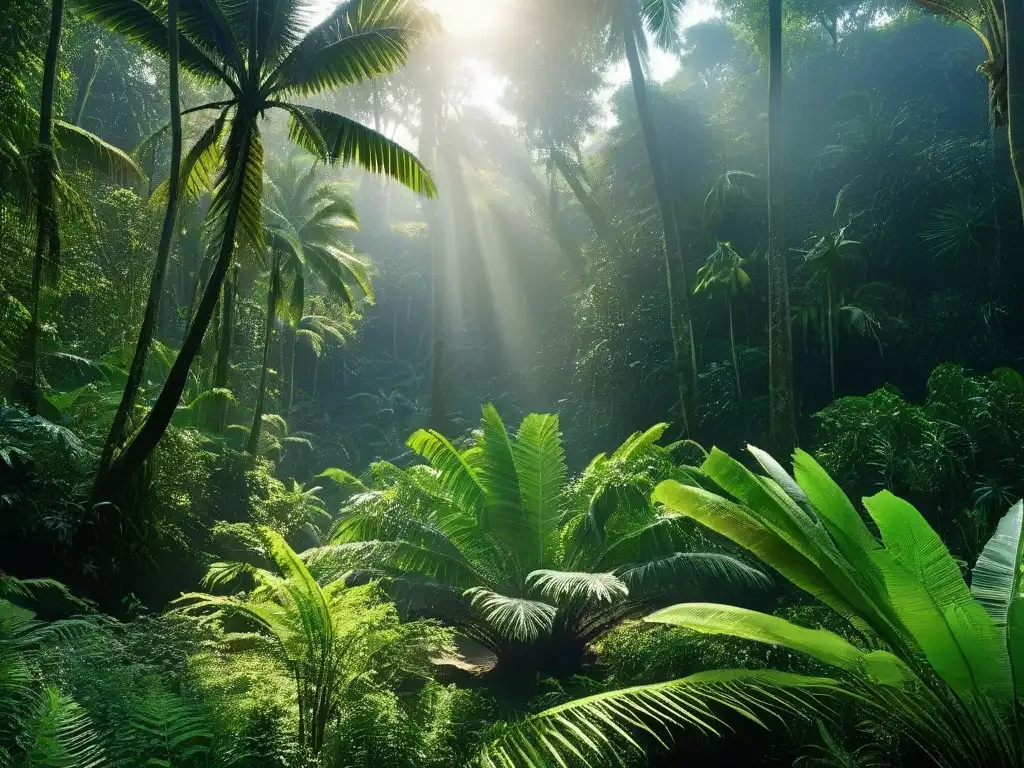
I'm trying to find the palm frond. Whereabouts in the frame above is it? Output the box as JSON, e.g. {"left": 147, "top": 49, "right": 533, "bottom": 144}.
{"left": 281, "top": 103, "right": 436, "bottom": 197}
{"left": 464, "top": 587, "right": 557, "bottom": 642}
{"left": 54, "top": 121, "right": 144, "bottom": 185}
{"left": 67, "top": 0, "right": 230, "bottom": 84}
{"left": 528, "top": 570, "right": 628, "bottom": 605}
{"left": 478, "top": 670, "right": 840, "bottom": 768}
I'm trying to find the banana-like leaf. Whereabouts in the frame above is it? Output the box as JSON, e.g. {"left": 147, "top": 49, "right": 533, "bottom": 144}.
{"left": 972, "top": 501, "right": 1024, "bottom": 627}
{"left": 971, "top": 500, "right": 1024, "bottom": 699}
{"left": 653, "top": 480, "right": 866, "bottom": 628}
{"left": 863, "top": 491, "right": 1013, "bottom": 706}
{"left": 647, "top": 603, "right": 915, "bottom": 685}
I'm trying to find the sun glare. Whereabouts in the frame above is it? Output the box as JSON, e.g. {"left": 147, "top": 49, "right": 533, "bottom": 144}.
{"left": 426, "top": 0, "right": 513, "bottom": 39}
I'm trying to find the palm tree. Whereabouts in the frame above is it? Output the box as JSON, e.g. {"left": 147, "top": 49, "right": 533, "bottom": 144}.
{"left": 19, "top": 0, "right": 143, "bottom": 411}
{"left": 480, "top": 446, "right": 1024, "bottom": 767}
{"left": 799, "top": 223, "right": 861, "bottom": 401}
{"left": 97, "top": 0, "right": 183, "bottom": 477}
{"left": 75, "top": 0, "right": 437, "bottom": 496}
{"left": 176, "top": 528, "right": 439, "bottom": 756}
{"left": 767, "top": 0, "right": 797, "bottom": 453}
{"left": 309, "top": 407, "right": 765, "bottom": 696}
{"left": 248, "top": 156, "right": 367, "bottom": 453}
{"left": 527, "top": 0, "right": 698, "bottom": 434}
{"left": 911, "top": 0, "right": 1024, "bottom": 223}
{"left": 619, "top": 0, "right": 698, "bottom": 436}
{"left": 694, "top": 242, "right": 751, "bottom": 407}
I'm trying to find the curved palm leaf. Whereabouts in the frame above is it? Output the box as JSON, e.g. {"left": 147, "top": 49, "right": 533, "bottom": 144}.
{"left": 528, "top": 570, "right": 629, "bottom": 605}
{"left": 478, "top": 670, "right": 840, "bottom": 768}
{"left": 464, "top": 587, "right": 557, "bottom": 642}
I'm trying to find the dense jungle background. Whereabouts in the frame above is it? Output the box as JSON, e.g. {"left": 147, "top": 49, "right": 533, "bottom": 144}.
{"left": 5, "top": 0, "right": 1024, "bottom": 765}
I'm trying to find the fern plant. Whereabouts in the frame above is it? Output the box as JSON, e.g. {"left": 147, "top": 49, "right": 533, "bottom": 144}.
{"left": 175, "top": 528, "right": 444, "bottom": 756}
{"left": 309, "top": 406, "right": 765, "bottom": 692}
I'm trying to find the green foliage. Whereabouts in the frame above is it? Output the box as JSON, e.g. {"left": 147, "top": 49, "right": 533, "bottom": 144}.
{"left": 814, "top": 365, "right": 1024, "bottom": 556}
{"left": 312, "top": 407, "right": 765, "bottom": 689}
{"left": 176, "top": 528, "right": 452, "bottom": 756}
{"left": 481, "top": 444, "right": 1024, "bottom": 767}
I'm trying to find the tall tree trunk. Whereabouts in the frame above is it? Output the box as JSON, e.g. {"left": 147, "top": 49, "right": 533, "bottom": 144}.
{"left": 826, "top": 279, "right": 836, "bottom": 401}
{"left": 211, "top": 264, "right": 237, "bottom": 433}
{"left": 767, "top": 0, "right": 797, "bottom": 454}
{"left": 728, "top": 296, "right": 742, "bottom": 407}
{"left": 287, "top": 329, "right": 297, "bottom": 414}
{"left": 71, "top": 48, "right": 102, "bottom": 126}
{"left": 24, "top": 0, "right": 65, "bottom": 412}
{"left": 248, "top": 250, "right": 280, "bottom": 454}
{"left": 422, "top": 69, "right": 447, "bottom": 431}
{"left": 550, "top": 148, "right": 620, "bottom": 254}
{"left": 1005, "top": 0, "right": 1024, "bottom": 223}
{"left": 97, "top": 0, "right": 182, "bottom": 478}
{"left": 100, "top": 121, "right": 256, "bottom": 493}
{"left": 621, "top": 0, "right": 695, "bottom": 436}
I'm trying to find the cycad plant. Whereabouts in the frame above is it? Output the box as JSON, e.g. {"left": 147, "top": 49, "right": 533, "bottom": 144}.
{"left": 694, "top": 241, "right": 751, "bottom": 407}
{"left": 74, "top": 0, "right": 437, "bottom": 496}
{"left": 310, "top": 406, "right": 765, "bottom": 695}
{"left": 249, "top": 156, "right": 368, "bottom": 452}
{"left": 481, "top": 446, "right": 1024, "bottom": 767}
{"left": 176, "top": 527, "right": 441, "bottom": 756}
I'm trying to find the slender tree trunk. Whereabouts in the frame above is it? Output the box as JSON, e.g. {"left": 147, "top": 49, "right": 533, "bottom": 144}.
{"left": 24, "top": 0, "right": 65, "bottom": 412}
{"left": 72, "top": 48, "right": 102, "bottom": 126}
{"left": 287, "top": 330, "right": 296, "bottom": 414}
{"left": 767, "top": 0, "right": 797, "bottom": 453}
{"left": 101, "top": 121, "right": 256, "bottom": 493}
{"left": 826, "top": 278, "right": 836, "bottom": 401}
{"left": 97, "top": 0, "right": 182, "bottom": 478}
{"left": 728, "top": 296, "right": 742, "bottom": 407}
{"left": 248, "top": 250, "right": 280, "bottom": 454}
{"left": 211, "top": 264, "right": 237, "bottom": 433}
{"left": 1006, "top": 0, "right": 1024, "bottom": 224}
{"left": 550, "top": 148, "right": 620, "bottom": 253}
{"left": 422, "top": 71, "right": 447, "bottom": 431}
{"left": 621, "top": 0, "right": 695, "bottom": 436}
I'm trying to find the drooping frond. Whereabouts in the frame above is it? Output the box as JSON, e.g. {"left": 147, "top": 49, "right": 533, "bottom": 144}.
{"left": 647, "top": 603, "right": 916, "bottom": 685}
{"left": 53, "top": 121, "right": 144, "bottom": 186}
{"left": 616, "top": 552, "right": 770, "bottom": 594}
{"left": 639, "top": 0, "right": 686, "bottom": 48}
{"left": 208, "top": 121, "right": 265, "bottom": 255}
{"left": 477, "top": 670, "right": 839, "bottom": 768}
{"left": 67, "top": 0, "right": 230, "bottom": 84}
{"left": 281, "top": 104, "right": 437, "bottom": 197}
{"left": 464, "top": 587, "right": 557, "bottom": 642}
